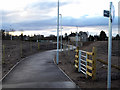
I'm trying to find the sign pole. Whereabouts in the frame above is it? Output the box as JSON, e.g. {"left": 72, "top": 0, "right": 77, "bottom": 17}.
{"left": 107, "top": 2, "right": 112, "bottom": 89}
{"left": 56, "top": 0, "right": 59, "bottom": 65}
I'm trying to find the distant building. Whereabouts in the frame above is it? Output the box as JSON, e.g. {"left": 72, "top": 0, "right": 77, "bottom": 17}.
{"left": 69, "top": 31, "right": 88, "bottom": 42}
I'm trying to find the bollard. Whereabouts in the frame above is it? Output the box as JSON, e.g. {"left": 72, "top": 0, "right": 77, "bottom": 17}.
{"left": 2, "top": 45, "right": 5, "bottom": 64}
{"left": 38, "top": 42, "right": 40, "bottom": 50}
{"left": 68, "top": 45, "right": 70, "bottom": 56}
{"left": 30, "top": 40, "right": 32, "bottom": 52}
{"left": 92, "top": 47, "right": 96, "bottom": 80}
{"left": 20, "top": 41, "right": 23, "bottom": 58}
{"left": 75, "top": 47, "right": 79, "bottom": 70}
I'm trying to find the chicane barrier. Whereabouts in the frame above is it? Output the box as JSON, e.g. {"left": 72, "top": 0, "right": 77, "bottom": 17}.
{"left": 75, "top": 47, "right": 96, "bottom": 80}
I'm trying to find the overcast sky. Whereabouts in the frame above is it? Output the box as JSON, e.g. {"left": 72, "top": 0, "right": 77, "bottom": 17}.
{"left": 0, "top": 0, "right": 119, "bottom": 36}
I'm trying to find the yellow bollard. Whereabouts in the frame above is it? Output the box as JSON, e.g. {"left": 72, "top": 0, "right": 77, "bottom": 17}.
{"left": 75, "top": 47, "right": 79, "bottom": 70}
{"left": 92, "top": 47, "right": 96, "bottom": 80}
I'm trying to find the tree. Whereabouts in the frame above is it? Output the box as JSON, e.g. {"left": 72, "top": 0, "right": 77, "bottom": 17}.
{"left": 99, "top": 31, "right": 107, "bottom": 41}
{"left": 1, "top": 29, "right": 5, "bottom": 40}
{"left": 64, "top": 33, "right": 68, "bottom": 40}
{"left": 88, "top": 35, "right": 94, "bottom": 41}
{"left": 115, "top": 34, "right": 120, "bottom": 40}
{"left": 94, "top": 35, "right": 100, "bottom": 41}
{"left": 20, "top": 33, "right": 23, "bottom": 41}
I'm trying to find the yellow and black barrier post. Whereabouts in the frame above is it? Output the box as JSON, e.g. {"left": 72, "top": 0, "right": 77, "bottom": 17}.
{"left": 86, "top": 47, "right": 96, "bottom": 80}
{"left": 92, "top": 47, "right": 96, "bottom": 80}
{"left": 75, "top": 47, "right": 79, "bottom": 70}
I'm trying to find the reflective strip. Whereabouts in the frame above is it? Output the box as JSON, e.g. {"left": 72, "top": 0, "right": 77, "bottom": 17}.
{"left": 81, "top": 70, "right": 86, "bottom": 75}
{"left": 81, "top": 50, "right": 87, "bottom": 53}
{"left": 75, "top": 50, "right": 79, "bottom": 52}
{"left": 75, "top": 60, "right": 78, "bottom": 63}
{"left": 81, "top": 55, "right": 86, "bottom": 58}
{"left": 81, "top": 59, "right": 87, "bottom": 63}
{"left": 86, "top": 71, "right": 92, "bottom": 77}
{"left": 87, "top": 52, "right": 93, "bottom": 55}
{"left": 81, "top": 66, "right": 86, "bottom": 71}
{"left": 75, "top": 64, "right": 78, "bottom": 68}
{"left": 81, "top": 63, "right": 86, "bottom": 67}
{"left": 86, "top": 65, "right": 92, "bottom": 70}
{"left": 75, "top": 55, "right": 79, "bottom": 58}
{"left": 86, "top": 59, "right": 93, "bottom": 63}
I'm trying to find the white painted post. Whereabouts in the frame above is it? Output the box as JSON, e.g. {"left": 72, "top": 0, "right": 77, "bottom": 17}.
{"left": 79, "top": 50, "right": 81, "bottom": 72}
{"left": 56, "top": 0, "right": 59, "bottom": 65}
{"left": 107, "top": 2, "right": 112, "bottom": 89}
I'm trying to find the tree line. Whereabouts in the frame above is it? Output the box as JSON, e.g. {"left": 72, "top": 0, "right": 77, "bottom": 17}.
{"left": 1, "top": 29, "right": 120, "bottom": 41}
{"left": 88, "top": 31, "right": 120, "bottom": 41}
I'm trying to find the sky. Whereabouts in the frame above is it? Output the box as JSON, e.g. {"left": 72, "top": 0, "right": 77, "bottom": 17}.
{"left": 0, "top": 0, "right": 120, "bottom": 36}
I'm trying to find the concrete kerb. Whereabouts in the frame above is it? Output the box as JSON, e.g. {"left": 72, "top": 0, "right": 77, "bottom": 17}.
{"left": 0, "top": 56, "right": 29, "bottom": 82}
{"left": 53, "top": 58, "right": 79, "bottom": 88}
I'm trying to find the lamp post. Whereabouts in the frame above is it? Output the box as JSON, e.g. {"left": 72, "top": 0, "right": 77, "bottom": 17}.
{"left": 59, "top": 14, "right": 62, "bottom": 52}
{"left": 56, "top": 0, "right": 59, "bottom": 65}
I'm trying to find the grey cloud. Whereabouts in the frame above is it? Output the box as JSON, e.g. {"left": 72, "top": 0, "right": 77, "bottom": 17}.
{"left": 25, "top": 1, "right": 68, "bottom": 11}
{"left": 2, "top": 16, "right": 118, "bottom": 31}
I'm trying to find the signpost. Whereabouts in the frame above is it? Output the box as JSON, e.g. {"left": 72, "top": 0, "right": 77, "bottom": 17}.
{"left": 56, "top": 0, "right": 59, "bottom": 64}
{"left": 103, "top": 2, "right": 115, "bottom": 89}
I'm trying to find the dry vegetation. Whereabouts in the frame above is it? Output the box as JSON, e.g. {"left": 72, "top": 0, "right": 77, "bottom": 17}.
{"left": 58, "top": 40, "right": 120, "bottom": 88}
{"left": 2, "top": 40, "right": 56, "bottom": 77}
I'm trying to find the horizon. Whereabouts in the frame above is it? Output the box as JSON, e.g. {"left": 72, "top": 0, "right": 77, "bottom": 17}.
{"left": 4, "top": 25, "right": 119, "bottom": 37}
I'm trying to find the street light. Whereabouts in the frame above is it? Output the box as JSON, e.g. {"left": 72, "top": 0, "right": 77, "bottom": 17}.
{"left": 59, "top": 14, "right": 62, "bottom": 52}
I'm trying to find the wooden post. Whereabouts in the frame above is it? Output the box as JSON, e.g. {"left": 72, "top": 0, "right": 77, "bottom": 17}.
{"left": 68, "top": 45, "right": 70, "bottom": 56}
{"left": 20, "top": 41, "right": 23, "bottom": 58}
{"left": 38, "top": 42, "right": 40, "bottom": 50}
{"left": 30, "top": 40, "right": 32, "bottom": 52}
{"left": 92, "top": 47, "right": 96, "bottom": 80}
{"left": 86, "top": 53, "right": 89, "bottom": 78}
{"left": 2, "top": 45, "right": 5, "bottom": 64}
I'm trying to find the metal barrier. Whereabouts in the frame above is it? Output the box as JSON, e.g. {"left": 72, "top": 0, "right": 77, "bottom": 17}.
{"left": 79, "top": 50, "right": 87, "bottom": 78}
{"left": 75, "top": 47, "right": 96, "bottom": 80}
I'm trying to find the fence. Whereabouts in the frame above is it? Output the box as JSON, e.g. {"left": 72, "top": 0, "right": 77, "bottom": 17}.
{"left": 75, "top": 47, "right": 96, "bottom": 80}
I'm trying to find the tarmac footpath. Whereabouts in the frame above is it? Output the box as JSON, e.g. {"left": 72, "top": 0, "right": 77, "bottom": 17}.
{"left": 2, "top": 50, "right": 78, "bottom": 88}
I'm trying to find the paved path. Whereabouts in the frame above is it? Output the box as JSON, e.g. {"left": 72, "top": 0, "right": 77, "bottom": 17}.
{"left": 2, "top": 50, "right": 77, "bottom": 88}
